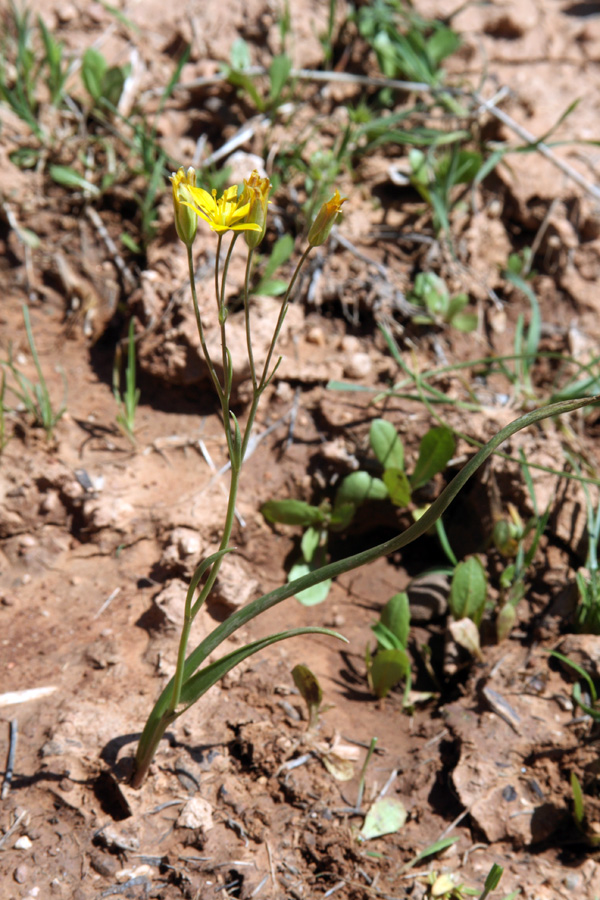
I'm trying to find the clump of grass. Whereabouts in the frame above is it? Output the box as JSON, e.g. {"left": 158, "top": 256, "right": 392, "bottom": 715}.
{"left": 113, "top": 317, "right": 140, "bottom": 444}
{"left": 2, "top": 305, "right": 66, "bottom": 441}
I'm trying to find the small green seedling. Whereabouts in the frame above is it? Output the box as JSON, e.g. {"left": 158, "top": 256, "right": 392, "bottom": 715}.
{"left": 352, "top": 0, "right": 461, "bottom": 87}
{"left": 288, "top": 663, "right": 357, "bottom": 781}
{"left": 113, "top": 318, "right": 140, "bottom": 443}
{"left": 493, "top": 458, "right": 551, "bottom": 641}
{"left": 408, "top": 146, "right": 483, "bottom": 237}
{"left": 224, "top": 37, "right": 293, "bottom": 115}
{"left": 570, "top": 771, "right": 600, "bottom": 846}
{"left": 292, "top": 663, "right": 323, "bottom": 730}
{"left": 425, "top": 862, "right": 508, "bottom": 899}
{"left": 568, "top": 454, "right": 600, "bottom": 635}
{"left": 550, "top": 650, "right": 600, "bottom": 722}
{"left": 501, "top": 248, "right": 541, "bottom": 402}
{"left": 262, "top": 418, "right": 455, "bottom": 605}
{"left": 81, "top": 47, "right": 128, "bottom": 110}
{"left": 367, "top": 591, "right": 412, "bottom": 701}
{"left": 2, "top": 305, "right": 67, "bottom": 440}
{"left": 408, "top": 271, "right": 477, "bottom": 333}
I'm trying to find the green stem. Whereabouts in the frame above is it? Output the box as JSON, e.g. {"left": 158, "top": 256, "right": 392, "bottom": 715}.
{"left": 243, "top": 248, "right": 257, "bottom": 391}
{"left": 187, "top": 245, "right": 224, "bottom": 404}
{"left": 219, "top": 235, "right": 238, "bottom": 416}
{"left": 258, "top": 246, "right": 312, "bottom": 391}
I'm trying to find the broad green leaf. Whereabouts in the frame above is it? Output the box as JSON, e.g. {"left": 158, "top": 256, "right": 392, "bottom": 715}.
{"left": 102, "top": 65, "right": 126, "bottom": 107}
{"left": 329, "top": 501, "right": 356, "bottom": 532}
{"left": 410, "top": 426, "right": 455, "bottom": 490}
{"left": 383, "top": 468, "right": 411, "bottom": 507}
{"left": 370, "top": 648, "right": 410, "bottom": 698}
{"left": 292, "top": 663, "right": 322, "bottom": 729}
{"left": 446, "top": 293, "right": 468, "bottom": 319}
{"left": 380, "top": 592, "right": 410, "bottom": 649}
{"left": 269, "top": 53, "right": 292, "bottom": 101}
{"left": 411, "top": 272, "right": 449, "bottom": 317}
{"left": 360, "top": 797, "right": 407, "bottom": 840}
{"left": 370, "top": 418, "right": 404, "bottom": 470}
{"left": 179, "top": 627, "right": 346, "bottom": 711}
{"left": 251, "top": 278, "right": 287, "bottom": 297}
{"left": 450, "top": 310, "right": 478, "bottom": 333}
{"left": 427, "top": 26, "right": 461, "bottom": 65}
{"left": 449, "top": 555, "right": 487, "bottom": 625}
{"left": 81, "top": 47, "right": 107, "bottom": 100}
{"left": 230, "top": 37, "right": 251, "bottom": 70}
{"left": 261, "top": 499, "right": 324, "bottom": 527}
{"left": 289, "top": 560, "right": 331, "bottom": 606}
{"left": 258, "top": 234, "right": 294, "bottom": 282}
{"left": 335, "top": 471, "right": 388, "bottom": 507}
{"left": 301, "top": 525, "right": 321, "bottom": 563}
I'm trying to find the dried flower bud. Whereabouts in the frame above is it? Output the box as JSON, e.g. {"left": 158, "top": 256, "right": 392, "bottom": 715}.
{"left": 307, "top": 189, "right": 346, "bottom": 247}
{"left": 240, "top": 170, "right": 271, "bottom": 249}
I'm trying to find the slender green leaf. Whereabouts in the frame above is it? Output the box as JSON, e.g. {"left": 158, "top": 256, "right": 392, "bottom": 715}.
{"left": 179, "top": 627, "right": 346, "bottom": 711}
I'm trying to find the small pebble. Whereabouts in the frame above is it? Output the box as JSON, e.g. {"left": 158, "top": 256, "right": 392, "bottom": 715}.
{"left": 14, "top": 864, "right": 28, "bottom": 883}
{"left": 306, "top": 326, "right": 325, "bottom": 345}
{"left": 343, "top": 352, "right": 372, "bottom": 380}
{"left": 14, "top": 836, "right": 33, "bottom": 850}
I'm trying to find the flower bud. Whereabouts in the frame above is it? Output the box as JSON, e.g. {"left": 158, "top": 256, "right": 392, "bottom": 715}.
{"left": 240, "top": 170, "right": 271, "bottom": 249}
{"left": 170, "top": 166, "right": 198, "bottom": 247}
{"left": 307, "top": 189, "right": 347, "bottom": 247}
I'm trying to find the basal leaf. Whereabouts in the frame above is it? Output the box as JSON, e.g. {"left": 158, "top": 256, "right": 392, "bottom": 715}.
{"left": 370, "top": 418, "right": 404, "bottom": 470}
{"left": 449, "top": 555, "right": 487, "bottom": 625}
{"left": 370, "top": 648, "right": 410, "bottom": 699}
{"left": 410, "top": 426, "right": 455, "bottom": 490}
{"left": 383, "top": 468, "right": 411, "bottom": 507}
{"left": 261, "top": 499, "right": 324, "bottom": 527}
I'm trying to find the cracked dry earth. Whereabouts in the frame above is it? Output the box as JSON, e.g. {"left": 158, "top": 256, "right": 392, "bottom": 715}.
{"left": 2, "top": 0, "right": 600, "bottom": 898}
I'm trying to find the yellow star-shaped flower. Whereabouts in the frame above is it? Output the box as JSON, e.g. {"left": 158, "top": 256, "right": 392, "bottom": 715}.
{"left": 179, "top": 183, "right": 262, "bottom": 235}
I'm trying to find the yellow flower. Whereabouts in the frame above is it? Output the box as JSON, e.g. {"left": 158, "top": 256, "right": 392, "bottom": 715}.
{"left": 170, "top": 166, "right": 198, "bottom": 247}
{"left": 179, "top": 182, "right": 262, "bottom": 235}
{"left": 307, "top": 189, "right": 347, "bottom": 247}
{"left": 240, "top": 170, "right": 271, "bottom": 249}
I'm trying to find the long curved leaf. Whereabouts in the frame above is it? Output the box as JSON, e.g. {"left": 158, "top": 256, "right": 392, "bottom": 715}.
{"left": 177, "top": 627, "right": 346, "bottom": 713}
